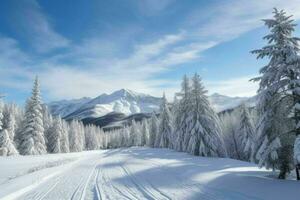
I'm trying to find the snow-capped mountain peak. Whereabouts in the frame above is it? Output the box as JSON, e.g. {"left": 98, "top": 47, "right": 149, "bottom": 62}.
{"left": 112, "top": 89, "right": 148, "bottom": 98}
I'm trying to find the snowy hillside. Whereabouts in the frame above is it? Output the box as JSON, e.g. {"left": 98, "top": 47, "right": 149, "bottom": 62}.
{"left": 48, "top": 89, "right": 254, "bottom": 120}
{"left": 48, "top": 89, "right": 161, "bottom": 119}
{"left": 0, "top": 148, "right": 298, "bottom": 200}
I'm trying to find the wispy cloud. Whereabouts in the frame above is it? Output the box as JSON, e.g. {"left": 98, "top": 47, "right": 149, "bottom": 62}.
{"left": 38, "top": 33, "right": 186, "bottom": 99}
{"left": 12, "top": 0, "right": 69, "bottom": 53}
{"left": 188, "top": 0, "right": 300, "bottom": 40}
{"left": 206, "top": 76, "right": 259, "bottom": 97}
{"left": 0, "top": 37, "right": 29, "bottom": 67}
{"left": 136, "top": 0, "right": 174, "bottom": 16}
{"left": 0, "top": 36, "right": 33, "bottom": 91}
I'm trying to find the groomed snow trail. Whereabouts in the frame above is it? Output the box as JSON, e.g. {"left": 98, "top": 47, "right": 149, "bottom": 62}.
{"left": 1, "top": 147, "right": 299, "bottom": 200}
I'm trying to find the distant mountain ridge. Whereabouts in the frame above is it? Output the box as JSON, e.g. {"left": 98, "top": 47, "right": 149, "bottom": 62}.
{"left": 48, "top": 89, "right": 256, "bottom": 130}
{"left": 208, "top": 93, "right": 256, "bottom": 112}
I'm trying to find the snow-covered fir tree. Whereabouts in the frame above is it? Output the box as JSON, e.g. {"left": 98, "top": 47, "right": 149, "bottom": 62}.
{"left": 119, "top": 125, "right": 128, "bottom": 147}
{"left": 85, "top": 125, "right": 99, "bottom": 150}
{"left": 47, "top": 117, "right": 63, "bottom": 153}
{"left": 0, "top": 101, "right": 18, "bottom": 156}
{"left": 148, "top": 112, "right": 159, "bottom": 147}
{"left": 60, "top": 120, "right": 70, "bottom": 153}
{"left": 129, "top": 120, "right": 138, "bottom": 146}
{"left": 140, "top": 119, "right": 149, "bottom": 146}
{"left": 174, "top": 75, "right": 192, "bottom": 152}
{"left": 0, "top": 129, "right": 18, "bottom": 156}
{"left": 154, "top": 121, "right": 161, "bottom": 148}
{"left": 255, "top": 102, "right": 293, "bottom": 178}
{"left": 2, "top": 104, "right": 18, "bottom": 142}
{"left": 69, "top": 120, "right": 85, "bottom": 152}
{"left": 124, "top": 126, "right": 130, "bottom": 147}
{"left": 19, "top": 77, "right": 47, "bottom": 155}
{"left": 238, "top": 104, "right": 255, "bottom": 161}
{"left": 3, "top": 103, "right": 24, "bottom": 152}
{"left": 220, "top": 111, "right": 242, "bottom": 159}
{"left": 43, "top": 106, "right": 54, "bottom": 152}
{"left": 251, "top": 9, "right": 299, "bottom": 179}
{"left": 185, "top": 73, "right": 225, "bottom": 157}
{"left": 220, "top": 105, "right": 255, "bottom": 161}
{"left": 99, "top": 131, "right": 107, "bottom": 149}
{"left": 157, "top": 93, "right": 173, "bottom": 148}
{"left": 42, "top": 105, "right": 53, "bottom": 142}
{"left": 96, "top": 126, "right": 104, "bottom": 148}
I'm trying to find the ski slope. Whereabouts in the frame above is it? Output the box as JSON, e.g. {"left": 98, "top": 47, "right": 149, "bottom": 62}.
{"left": 0, "top": 147, "right": 298, "bottom": 200}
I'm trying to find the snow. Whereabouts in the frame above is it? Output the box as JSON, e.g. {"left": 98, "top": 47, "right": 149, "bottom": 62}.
{"left": 0, "top": 151, "right": 100, "bottom": 199}
{"left": 0, "top": 147, "right": 298, "bottom": 200}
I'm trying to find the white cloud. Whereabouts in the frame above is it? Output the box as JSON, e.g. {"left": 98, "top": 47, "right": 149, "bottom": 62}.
{"left": 206, "top": 76, "right": 259, "bottom": 97}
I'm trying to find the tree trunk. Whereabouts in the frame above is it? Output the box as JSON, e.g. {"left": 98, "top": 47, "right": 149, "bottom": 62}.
{"left": 296, "top": 165, "right": 300, "bottom": 180}
{"left": 278, "top": 145, "right": 293, "bottom": 180}
{"left": 292, "top": 72, "right": 300, "bottom": 180}
{"left": 278, "top": 168, "right": 287, "bottom": 179}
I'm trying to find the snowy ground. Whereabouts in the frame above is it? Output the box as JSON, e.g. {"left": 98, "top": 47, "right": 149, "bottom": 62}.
{"left": 0, "top": 147, "right": 298, "bottom": 200}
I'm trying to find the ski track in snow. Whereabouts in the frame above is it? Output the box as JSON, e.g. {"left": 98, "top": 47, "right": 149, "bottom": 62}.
{"left": 0, "top": 147, "right": 298, "bottom": 200}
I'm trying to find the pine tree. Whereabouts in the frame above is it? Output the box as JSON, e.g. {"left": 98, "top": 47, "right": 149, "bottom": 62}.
{"left": 47, "top": 117, "right": 62, "bottom": 153}
{"left": 157, "top": 93, "right": 173, "bottom": 148}
{"left": 174, "top": 75, "right": 192, "bottom": 152}
{"left": 0, "top": 102, "right": 18, "bottom": 156}
{"left": 43, "top": 108, "right": 52, "bottom": 152}
{"left": 119, "top": 125, "right": 128, "bottom": 147}
{"left": 0, "top": 129, "right": 18, "bottom": 156}
{"left": 19, "top": 77, "right": 47, "bottom": 155}
{"left": 129, "top": 120, "right": 138, "bottom": 146}
{"left": 42, "top": 105, "right": 53, "bottom": 149}
{"left": 148, "top": 113, "right": 159, "bottom": 147}
{"left": 220, "top": 111, "right": 241, "bottom": 159}
{"left": 251, "top": 9, "right": 299, "bottom": 179}
{"left": 5, "top": 104, "right": 24, "bottom": 148}
{"left": 238, "top": 104, "right": 255, "bottom": 161}
{"left": 141, "top": 119, "right": 149, "bottom": 146}
{"left": 69, "top": 120, "right": 84, "bottom": 152}
{"left": 79, "top": 121, "right": 85, "bottom": 150}
{"left": 85, "top": 125, "right": 99, "bottom": 150}
{"left": 60, "top": 120, "right": 70, "bottom": 153}
{"left": 186, "top": 73, "right": 225, "bottom": 157}
{"left": 2, "top": 104, "right": 18, "bottom": 142}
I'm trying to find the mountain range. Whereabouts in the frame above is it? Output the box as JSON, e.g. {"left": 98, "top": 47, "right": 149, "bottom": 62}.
{"left": 48, "top": 89, "right": 256, "bottom": 129}
{"left": 48, "top": 89, "right": 161, "bottom": 119}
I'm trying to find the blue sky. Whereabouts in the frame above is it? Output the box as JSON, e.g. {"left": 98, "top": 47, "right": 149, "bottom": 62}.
{"left": 1, "top": 0, "right": 300, "bottom": 104}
